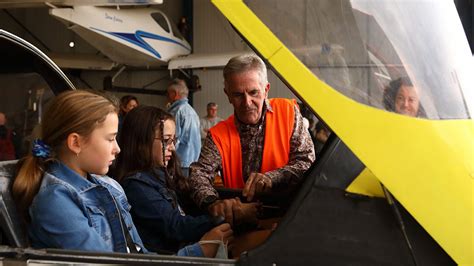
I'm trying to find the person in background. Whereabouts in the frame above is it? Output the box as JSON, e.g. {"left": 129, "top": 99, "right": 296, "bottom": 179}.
{"left": 167, "top": 79, "right": 201, "bottom": 177}
{"left": 383, "top": 77, "right": 426, "bottom": 118}
{"left": 0, "top": 112, "right": 19, "bottom": 161}
{"left": 116, "top": 106, "right": 233, "bottom": 257}
{"left": 189, "top": 54, "right": 315, "bottom": 223}
{"left": 314, "top": 122, "right": 331, "bottom": 156}
{"left": 200, "top": 102, "right": 223, "bottom": 143}
{"left": 118, "top": 95, "right": 139, "bottom": 132}
{"left": 178, "top": 16, "right": 190, "bottom": 42}
{"left": 297, "top": 102, "right": 318, "bottom": 139}
{"left": 11, "top": 90, "right": 147, "bottom": 253}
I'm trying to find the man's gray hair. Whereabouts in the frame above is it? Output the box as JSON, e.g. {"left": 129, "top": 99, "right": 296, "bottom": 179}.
{"left": 168, "top": 78, "right": 189, "bottom": 97}
{"left": 223, "top": 54, "right": 268, "bottom": 85}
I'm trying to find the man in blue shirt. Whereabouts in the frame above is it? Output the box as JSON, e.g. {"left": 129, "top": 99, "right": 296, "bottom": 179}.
{"left": 167, "top": 79, "right": 201, "bottom": 176}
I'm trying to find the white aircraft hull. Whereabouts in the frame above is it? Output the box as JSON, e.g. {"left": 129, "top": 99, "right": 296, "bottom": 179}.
{"left": 50, "top": 6, "right": 191, "bottom": 67}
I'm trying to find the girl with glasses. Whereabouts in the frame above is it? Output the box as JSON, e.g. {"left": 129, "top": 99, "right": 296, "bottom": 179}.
{"left": 115, "top": 106, "right": 232, "bottom": 258}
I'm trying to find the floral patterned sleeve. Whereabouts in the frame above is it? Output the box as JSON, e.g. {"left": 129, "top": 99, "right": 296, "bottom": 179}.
{"left": 189, "top": 134, "right": 222, "bottom": 208}
{"left": 264, "top": 106, "right": 316, "bottom": 187}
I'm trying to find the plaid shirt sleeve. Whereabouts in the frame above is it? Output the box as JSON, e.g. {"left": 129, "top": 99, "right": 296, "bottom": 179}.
{"left": 189, "top": 134, "right": 222, "bottom": 208}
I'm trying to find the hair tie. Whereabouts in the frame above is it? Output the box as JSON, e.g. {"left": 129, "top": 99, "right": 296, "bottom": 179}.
{"left": 32, "top": 139, "right": 51, "bottom": 159}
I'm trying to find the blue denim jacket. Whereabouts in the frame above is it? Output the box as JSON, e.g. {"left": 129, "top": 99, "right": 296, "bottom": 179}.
{"left": 28, "top": 161, "right": 146, "bottom": 253}
{"left": 122, "top": 169, "right": 216, "bottom": 255}
{"left": 168, "top": 98, "right": 201, "bottom": 167}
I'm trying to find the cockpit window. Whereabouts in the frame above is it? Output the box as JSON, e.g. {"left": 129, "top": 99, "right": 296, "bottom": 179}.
{"left": 0, "top": 73, "right": 54, "bottom": 161}
{"left": 151, "top": 12, "right": 170, "bottom": 33}
{"left": 245, "top": 0, "right": 473, "bottom": 119}
{"left": 169, "top": 18, "right": 185, "bottom": 40}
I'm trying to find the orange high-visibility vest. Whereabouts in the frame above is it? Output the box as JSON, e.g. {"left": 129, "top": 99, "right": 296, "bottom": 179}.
{"left": 210, "top": 98, "right": 296, "bottom": 188}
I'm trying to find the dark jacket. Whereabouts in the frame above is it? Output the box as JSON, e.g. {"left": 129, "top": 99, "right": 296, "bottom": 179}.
{"left": 121, "top": 169, "right": 217, "bottom": 253}
{"left": 0, "top": 125, "right": 18, "bottom": 160}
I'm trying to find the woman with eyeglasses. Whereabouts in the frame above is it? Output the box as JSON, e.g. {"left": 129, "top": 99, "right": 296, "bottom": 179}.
{"left": 115, "top": 106, "right": 232, "bottom": 258}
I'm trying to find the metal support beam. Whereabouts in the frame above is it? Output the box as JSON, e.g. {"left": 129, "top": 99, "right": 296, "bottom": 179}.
{"left": 3, "top": 10, "right": 51, "bottom": 52}
{"left": 111, "top": 65, "right": 126, "bottom": 83}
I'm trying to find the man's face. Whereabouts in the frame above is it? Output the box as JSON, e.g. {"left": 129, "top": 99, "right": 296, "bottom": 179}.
{"left": 207, "top": 106, "right": 218, "bottom": 118}
{"left": 395, "top": 85, "right": 420, "bottom": 117}
{"left": 166, "top": 88, "right": 176, "bottom": 103}
{"left": 224, "top": 70, "right": 269, "bottom": 125}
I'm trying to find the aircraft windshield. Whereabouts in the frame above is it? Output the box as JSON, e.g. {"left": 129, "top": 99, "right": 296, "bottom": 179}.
{"left": 169, "top": 17, "right": 185, "bottom": 41}
{"left": 151, "top": 12, "right": 170, "bottom": 33}
{"left": 245, "top": 0, "right": 473, "bottom": 119}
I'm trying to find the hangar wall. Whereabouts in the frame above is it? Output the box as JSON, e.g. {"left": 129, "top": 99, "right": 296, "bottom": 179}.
{"left": 0, "top": 3, "right": 182, "bottom": 115}
{"left": 0, "top": 1, "right": 299, "bottom": 122}
{"left": 192, "top": 0, "right": 298, "bottom": 119}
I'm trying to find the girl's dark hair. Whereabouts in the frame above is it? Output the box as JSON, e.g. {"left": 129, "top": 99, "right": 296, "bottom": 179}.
{"left": 115, "top": 106, "right": 189, "bottom": 193}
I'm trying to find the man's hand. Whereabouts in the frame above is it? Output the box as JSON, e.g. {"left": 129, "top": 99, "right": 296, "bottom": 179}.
{"left": 233, "top": 199, "right": 261, "bottom": 225}
{"left": 242, "top": 172, "right": 272, "bottom": 202}
{"left": 208, "top": 198, "right": 239, "bottom": 226}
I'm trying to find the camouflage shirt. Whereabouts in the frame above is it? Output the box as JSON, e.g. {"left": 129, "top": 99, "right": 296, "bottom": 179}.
{"left": 189, "top": 99, "right": 316, "bottom": 208}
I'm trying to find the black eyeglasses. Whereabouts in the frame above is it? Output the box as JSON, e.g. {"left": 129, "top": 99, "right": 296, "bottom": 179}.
{"left": 155, "top": 137, "right": 177, "bottom": 147}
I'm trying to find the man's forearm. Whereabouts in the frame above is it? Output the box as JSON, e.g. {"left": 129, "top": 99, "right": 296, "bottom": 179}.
{"left": 190, "top": 178, "right": 219, "bottom": 209}
{"left": 265, "top": 155, "right": 314, "bottom": 187}
{"left": 189, "top": 135, "right": 222, "bottom": 209}
{"left": 266, "top": 105, "right": 316, "bottom": 187}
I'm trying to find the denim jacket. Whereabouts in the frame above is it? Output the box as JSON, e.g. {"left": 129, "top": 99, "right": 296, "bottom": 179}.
{"left": 28, "top": 161, "right": 146, "bottom": 253}
{"left": 122, "top": 169, "right": 216, "bottom": 255}
{"left": 167, "top": 98, "right": 201, "bottom": 167}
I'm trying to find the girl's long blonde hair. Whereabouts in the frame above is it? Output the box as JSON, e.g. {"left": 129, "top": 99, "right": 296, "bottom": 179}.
{"left": 12, "top": 90, "right": 118, "bottom": 219}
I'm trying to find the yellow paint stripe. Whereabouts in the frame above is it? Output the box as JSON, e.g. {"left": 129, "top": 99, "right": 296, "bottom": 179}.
{"left": 210, "top": 0, "right": 281, "bottom": 59}
{"left": 346, "top": 168, "right": 384, "bottom": 198}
